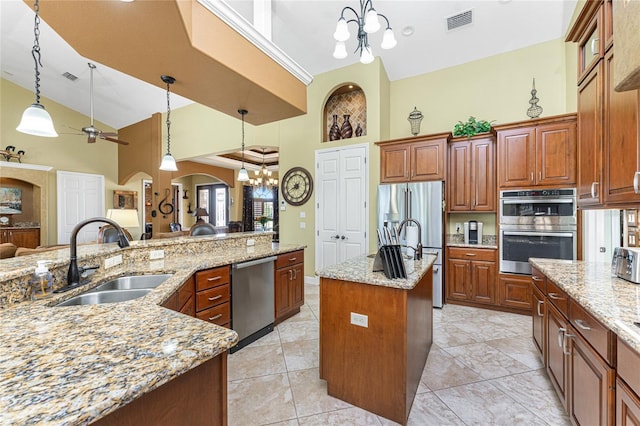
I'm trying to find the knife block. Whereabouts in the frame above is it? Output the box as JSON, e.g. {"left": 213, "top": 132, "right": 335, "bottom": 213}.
{"left": 372, "top": 245, "right": 407, "bottom": 279}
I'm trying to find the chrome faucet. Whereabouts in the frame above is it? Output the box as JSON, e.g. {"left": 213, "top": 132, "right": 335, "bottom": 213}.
{"left": 66, "top": 217, "right": 129, "bottom": 289}
{"left": 398, "top": 218, "right": 423, "bottom": 260}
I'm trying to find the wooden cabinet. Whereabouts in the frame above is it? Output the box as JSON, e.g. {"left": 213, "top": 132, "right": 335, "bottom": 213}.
{"left": 546, "top": 301, "right": 570, "bottom": 410}
{"left": 195, "top": 266, "right": 231, "bottom": 328}
{"left": 275, "top": 250, "right": 304, "bottom": 324}
{"left": 161, "top": 276, "right": 195, "bottom": 317}
{"left": 378, "top": 134, "right": 448, "bottom": 183}
{"left": 532, "top": 282, "right": 546, "bottom": 361}
{"left": 576, "top": 4, "right": 603, "bottom": 83}
{"left": 447, "top": 134, "right": 495, "bottom": 212}
{"left": 0, "top": 227, "right": 40, "bottom": 248}
{"left": 618, "top": 338, "right": 640, "bottom": 426}
{"left": 496, "top": 115, "right": 576, "bottom": 189}
{"left": 445, "top": 247, "right": 496, "bottom": 305}
{"left": 497, "top": 273, "right": 531, "bottom": 311}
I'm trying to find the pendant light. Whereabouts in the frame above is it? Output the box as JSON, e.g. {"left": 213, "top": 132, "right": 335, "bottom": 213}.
{"left": 159, "top": 75, "right": 178, "bottom": 171}
{"left": 16, "top": 0, "right": 58, "bottom": 137}
{"left": 237, "top": 109, "right": 249, "bottom": 182}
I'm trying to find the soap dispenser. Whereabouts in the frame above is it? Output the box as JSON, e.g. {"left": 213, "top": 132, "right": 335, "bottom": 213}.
{"left": 29, "top": 260, "right": 54, "bottom": 300}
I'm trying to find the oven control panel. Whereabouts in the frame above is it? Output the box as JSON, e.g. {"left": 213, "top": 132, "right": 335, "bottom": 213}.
{"left": 612, "top": 247, "right": 640, "bottom": 284}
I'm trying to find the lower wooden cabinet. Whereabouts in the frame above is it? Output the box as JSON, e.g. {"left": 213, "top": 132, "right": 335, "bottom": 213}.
{"left": 161, "top": 276, "right": 194, "bottom": 316}
{"left": 275, "top": 251, "right": 304, "bottom": 324}
{"left": 195, "top": 266, "right": 231, "bottom": 327}
{"left": 618, "top": 338, "right": 640, "bottom": 426}
{"left": 497, "top": 274, "right": 532, "bottom": 311}
{"left": 532, "top": 283, "right": 546, "bottom": 361}
{"left": 617, "top": 378, "right": 640, "bottom": 426}
{"left": 0, "top": 227, "right": 40, "bottom": 248}
{"left": 546, "top": 301, "right": 569, "bottom": 411}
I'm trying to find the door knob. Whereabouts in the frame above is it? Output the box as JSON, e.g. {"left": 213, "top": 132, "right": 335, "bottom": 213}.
{"left": 331, "top": 235, "right": 339, "bottom": 239}
{"left": 340, "top": 235, "right": 347, "bottom": 240}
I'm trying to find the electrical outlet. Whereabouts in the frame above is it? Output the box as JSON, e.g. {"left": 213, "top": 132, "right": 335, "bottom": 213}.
{"left": 246, "top": 238, "right": 255, "bottom": 246}
{"left": 104, "top": 255, "right": 123, "bottom": 269}
{"left": 299, "top": 211, "right": 306, "bottom": 218}
{"left": 455, "top": 222, "right": 462, "bottom": 234}
{"left": 149, "top": 250, "right": 164, "bottom": 260}
{"left": 299, "top": 222, "right": 306, "bottom": 229}
{"left": 350, "top": 312, "right": 368, "bottom": 328}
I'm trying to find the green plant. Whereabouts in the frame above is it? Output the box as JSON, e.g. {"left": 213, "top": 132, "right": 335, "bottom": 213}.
{"left": 452, "top": 116, "right": 494, "bottom": 138}
{"left": 256, "top": 215, "right": 270, "bottom": 227}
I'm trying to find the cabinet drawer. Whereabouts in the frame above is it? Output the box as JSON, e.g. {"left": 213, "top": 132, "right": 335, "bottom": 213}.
{"left": 196, "top": 284, "right": 230, "bottom": 312}
{"left": 195, "top": 266, "right": 230, "bottom": 291}
{"left": 531, "top": 267, "right": 546, "bottom": 293}
{"left": 196, "top": 302, "right": 230, "bottom": 326}
{"left": 546, "top": 279, "right": 568, "bottom": 317}
{"left": 569, "top": 299, "right": 615, "bottom": 366}
{"left": 618, "top": 337, "right": 640, "bottom": 396}
{"left": 276, "top": 250, "right": 304, "bottom": 269}
{"left": 448, "top": 247, "right": 496, "bottom": 262}
{"left": 178, "top": 277, "right": 195, "bottom": 309}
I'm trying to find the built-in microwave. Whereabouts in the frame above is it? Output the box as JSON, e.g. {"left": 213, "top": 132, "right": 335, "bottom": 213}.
{"left": 500, "top": 188, "right": 577, "bottom": 227}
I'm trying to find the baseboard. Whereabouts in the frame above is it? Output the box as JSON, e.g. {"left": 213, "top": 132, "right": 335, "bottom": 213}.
{"left": 305, "top": 275, "right": 319, "bottom": 285}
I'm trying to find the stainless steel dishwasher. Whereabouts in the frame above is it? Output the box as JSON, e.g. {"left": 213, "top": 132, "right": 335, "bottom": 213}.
{"left": 231, "top": 256, "right": 277, "bottom": 353}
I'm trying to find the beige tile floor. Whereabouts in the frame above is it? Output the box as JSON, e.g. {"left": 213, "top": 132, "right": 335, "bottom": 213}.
{"left": 227, "top": 283, "right": 570, "bottom": 425}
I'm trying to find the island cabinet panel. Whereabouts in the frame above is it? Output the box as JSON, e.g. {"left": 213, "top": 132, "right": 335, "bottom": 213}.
{"left": 275, "top": 251, "right": 304, "bottom": 324}
{"left": 161, "top": 276, "right": 195, "bottom": 317}
{"left": 92, "top": 354, "right": 227, "bottom": 426}
{"left": 617, "top": 337, "right": 640, "bottom": 426}
{"left": 546, "top": 301, "right": 569, "bottom": 411}
{"left": 195, "top": 266, "right": 230, "bottom": 327}
{"left": 617, "top": 379, "right": 640, "bottom": 426}
{"left": 532, "top": 282, "right": 546, "bottom": 361}
{"left": 319, "top": 272, "right": 432, "bottom": 425}
{"left": 377, "top": 134, "right": 448, "bottom": 183}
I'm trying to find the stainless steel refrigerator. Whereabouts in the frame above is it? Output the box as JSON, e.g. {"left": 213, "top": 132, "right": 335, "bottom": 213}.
{"left": 378, "top": 182, "right": 444, "bottom": 307}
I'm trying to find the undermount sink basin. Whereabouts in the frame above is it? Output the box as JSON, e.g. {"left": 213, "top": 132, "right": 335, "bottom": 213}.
{"left": 55, "top": 289, "right": 152, "bottom": 307}
{"left": 92, "top": 274, "right": 172, "bottom": 291}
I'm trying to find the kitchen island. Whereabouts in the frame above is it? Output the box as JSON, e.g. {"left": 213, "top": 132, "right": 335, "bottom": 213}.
{"left": 0, "top": 233, "right": 305, "bottom": 425}
{"left": 316, "top": 254, "right": 435, "bottom": 425}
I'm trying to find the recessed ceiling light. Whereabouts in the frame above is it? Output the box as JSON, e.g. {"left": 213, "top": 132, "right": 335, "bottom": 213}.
{"left": 402, "top": 26, "right": 414, "bottom": 37}
{"left": 348, "top": 84, "right": 354, "bottom": 89}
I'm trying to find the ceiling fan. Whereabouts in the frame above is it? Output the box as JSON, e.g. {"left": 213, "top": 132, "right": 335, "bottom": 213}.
{"left": 71, "top": 63, "right": 129, "bottom": 145}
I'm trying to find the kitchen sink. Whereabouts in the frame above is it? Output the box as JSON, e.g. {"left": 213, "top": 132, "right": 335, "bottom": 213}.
{"left": 55, "top": 289, "right": 152, "bottom": 307}
{"left": 92, "top": 274, "right": 172, "bottom": 291}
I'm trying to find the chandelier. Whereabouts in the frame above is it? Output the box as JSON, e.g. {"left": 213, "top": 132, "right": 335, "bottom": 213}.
{"left": 332, "top": 0, "right": 397, "bottom": 64}
{"left": 250, "top": 149, "right": 278, "bottom": 190}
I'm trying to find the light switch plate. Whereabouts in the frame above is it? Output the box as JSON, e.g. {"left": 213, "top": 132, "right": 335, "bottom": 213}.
{"left": 299, "top": 211, "right": 306, "bottom": 218}
{"left": 149, "top": 250, "right": 164, "bottom": 260}
{"left": 104, "top": 255, "right": 123, "bottom": 269}
{"left": 350, "top": 312, "right": 368, "bottom": 328}
{"left": 299, "top": 222, "right": 306, "bottom": 229}
{"left": 246, "top": 238, "right": 255, "bottom": 246}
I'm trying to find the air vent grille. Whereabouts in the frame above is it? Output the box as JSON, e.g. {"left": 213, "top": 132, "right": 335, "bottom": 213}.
{"left": 62, "top": 72, "right": 78, "bottom": 81}
{"left": 446, "top": 9, "right": 473, "bottom": 31}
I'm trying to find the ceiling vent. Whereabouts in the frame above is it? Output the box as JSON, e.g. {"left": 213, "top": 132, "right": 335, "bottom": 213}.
{"left": 62, "top": 72, "right": 78, "bottom": 82}
{"left": 446, "top": 9, "right": 473, "bottom": 31}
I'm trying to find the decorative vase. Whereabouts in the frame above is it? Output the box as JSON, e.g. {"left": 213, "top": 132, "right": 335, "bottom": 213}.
{"left": 340, "top": 114, "right": 353, "bottom": 139}
{"left": 355, "top": 123, "right": 363, "bottom": 137}
{"left": 329, "top": 114, "right": 341, "bottom": 141}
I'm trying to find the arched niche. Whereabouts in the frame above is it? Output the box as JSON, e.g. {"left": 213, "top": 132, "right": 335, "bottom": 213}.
{"left": 323, "top": 84, "right": 367, "bottom": 142}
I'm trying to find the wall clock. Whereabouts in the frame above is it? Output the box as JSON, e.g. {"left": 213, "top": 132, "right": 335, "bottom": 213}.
{"left": 281, "top": 167, "right": 313, "bottom": 206}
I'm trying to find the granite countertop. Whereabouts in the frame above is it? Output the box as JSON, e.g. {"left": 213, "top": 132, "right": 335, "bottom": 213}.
{"left": 316, "top": 254, "right": 436, "bottom": 290}
{"left": 529, "top": 258, "right": 640, "bottom": 355}
{"left": 0, "top": 241, "right": 305, "bottom": 425}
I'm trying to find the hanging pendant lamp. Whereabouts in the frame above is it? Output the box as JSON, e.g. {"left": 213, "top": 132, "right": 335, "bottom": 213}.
{"left": 16, "top": 0, "right": 58, "bottom": 137}
{"left": 159, "top": 75, "right": 178, "bottom": 171}
{"left": 237, "top": 109, "right": 249, "bottom": 182}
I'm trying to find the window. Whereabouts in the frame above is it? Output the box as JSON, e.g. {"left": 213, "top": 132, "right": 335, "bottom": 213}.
{"left": 253, "top": 187, "right": 274, "bottom": 230}
{"left": 197, "top": 183, "right": 229, "bottom": 227}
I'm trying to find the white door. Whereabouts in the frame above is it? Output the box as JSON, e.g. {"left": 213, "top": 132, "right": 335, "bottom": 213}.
{"left": 316, "top": 144, "right": 368, "bottom": 271}
{"left": 57, "top": 171, "right": 105, "bottom": 244}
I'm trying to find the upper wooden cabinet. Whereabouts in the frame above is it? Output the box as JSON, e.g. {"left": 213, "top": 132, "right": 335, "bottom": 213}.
{"left": 496, "top": 114, "right": 577, "bottom": 190}
{"left": 377, "top": 133, "right": 449, "bottom": 183}
{"left": 447, "top": 134, "right": 496, "bottom": 212}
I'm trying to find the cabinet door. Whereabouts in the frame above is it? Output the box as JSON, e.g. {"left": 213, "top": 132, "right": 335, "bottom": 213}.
{"left": 411, "top": 138, "right": 445, "bottom": 181}
{"left": 532, "top": 283, "right": 546, "bottom": 362}
{"left": 471, "top": 138, "right": 495, "bottom": 211}
{"left": 7, "top": 228, "right": 40, "bottom": 248}
{"left": 497, "top": 274, "right": 532, "bottom": 311}
{"left": 275, "top": 267, "right": 293, "bottom": 320}
{"left": 469, "top": 260, "right": 495, "bottom": 305}
{"left": 577, "top": 61, "right": 603, "bottom": 207}
{"left": 603, "top": 48, "right": 640, "bottom": 205}
{"left": 536, "top": 122, "right": 577, "bottom": 186}
{"left": 446, "top": 258, "right": 470, "bottom": 301}
{"left": 448, "top": 141, "right": 471, "bottom": 211}
{"left": 568, "top": 325, "right": 615, "bottom": 426}
{"left": 546, "top": 302, "right": 569, "bottom": 410}
{"left": 291, "top": 264, "right": 304, "bottom": 309}
{"left": 497, "top": 128, "right": 535, "bottom": 188}
{"left": 617, "top": 378, "right": 640, "bottom": 426}
{"left": 380, "top": 144, "right": 410, "bottom": 183}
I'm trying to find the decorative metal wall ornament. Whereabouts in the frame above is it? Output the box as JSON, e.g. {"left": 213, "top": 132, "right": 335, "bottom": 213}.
{"left": 527, "top": 78, "right": 543, "bottom": 119}
{"left": 408, "top": 107, "right": 424, "bottom": 136}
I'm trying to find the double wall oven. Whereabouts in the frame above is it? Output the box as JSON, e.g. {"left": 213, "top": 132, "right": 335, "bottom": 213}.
{"left": 499, "top": 188, "right": 577, "bottom": 275}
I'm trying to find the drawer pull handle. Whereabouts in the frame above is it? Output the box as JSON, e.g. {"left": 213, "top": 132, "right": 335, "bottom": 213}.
{"left": 548, "top": 292, "right": 565, "bottom": 301}
{"left": 465, "top": 253, "right": 476, "bottom": 257}
{"left": 558, "top": 327, "right": 566, "bottom": 348}
{"left": 590, "top": 182, "right": 599, "bottom": 198}
{"left": 208, "top": 295, "right": 223, "bottom": 301}
{"left": 289, "top": 257, "right": 297, "bottom": 262}
{"left": 563, "top": 332, "right": 573, "bottom": 356}
{"left": 208, "top": 276, "right": 222, "bottom": 282}
{"left": 209, "top": 314, "right": 223, "bottom": 321}
{"left": 591, "top": 38, "right": 599, "bottom": 56}
{"left": 532, "top": 276, "right": 543, "bottom": 282}
{"left": 574, "top": 319, "right": 591, "bottom": 331}
{"left": 537, "top": 300, "right": 544, "bottom": 317}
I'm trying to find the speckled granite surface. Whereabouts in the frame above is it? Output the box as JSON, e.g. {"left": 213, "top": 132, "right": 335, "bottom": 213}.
{"left": 316, "top": 254, "right": 436, "bottom": 290}
{"left": 0, "top": 235, "right": 305, "bottom": 425}
{"left": 529, "top": 258, "right": 640, "bottom": 355}
{"left": 446, "top": 234, "right": 498, "bottom": 249}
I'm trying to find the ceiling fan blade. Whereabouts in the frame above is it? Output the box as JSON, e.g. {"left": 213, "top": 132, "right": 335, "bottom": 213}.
{"left": 101, "top": 136, "right": 130, "bottom": 145}
{"left": 101, "top": 132, "right": 118, "bottom": 137}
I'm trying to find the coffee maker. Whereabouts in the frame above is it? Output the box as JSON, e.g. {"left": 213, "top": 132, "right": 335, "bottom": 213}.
{"left": 464, "top": 220, "right": 483, "bottom": 244}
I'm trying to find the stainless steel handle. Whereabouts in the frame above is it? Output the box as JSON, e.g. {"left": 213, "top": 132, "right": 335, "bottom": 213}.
{"left": 634, "top": 171, "right": 640, "bottom": 194}
{"left": 558, "top": 327, "right": 566, "bottom": 348}
{"left": 537, "top": 300, "right": 544, "bottom": 317}
{"left": 563, "top": 331, "right": 573, "bottom": 356}
{"left": 530, "top": 172, "right": 534, "bottom": 182}
{"left": 289, "top": 270, "right": 293, "bottom": 280}
{"left": 591, "top": 38, "right": 599, "bottom": 55}
{"left": 233, "top": 256, "right": 277, "bottom": 269}
{"left": 538, "top": 171, "right": 542, "bottom": 181}
{"left": 208, "top": 314, "right": 223, "bottom": 321}
{"left": 208, "top": 295, "right": 222, "bottom": 301}
{"left": 503, "top": 199, "right": 574, "bottom": 204}
{"left": 504, "top": 231, "right": 574, "bottom": 238}
{"left": 548, "top": 292, "right": 565, "bottom": 301}
{"left": 574, "top": 319, "right": 591, "bottom": 331}
{"left": 465, "top": 253, "right": 477, "bottom": 257}
{"left": 590, "top": 182, "right": 599, "bottom": 198}
{"left": 532, "top": 276, "right": 543, "bottom": 282}
{"left": 289, "top": 257, "right": 297, "bottom": 261}
{"left": 293, "top": 269, "right": 297, "bottom": 279}
{"left": 208, "top": 276, "right": 222, "bottom": 282}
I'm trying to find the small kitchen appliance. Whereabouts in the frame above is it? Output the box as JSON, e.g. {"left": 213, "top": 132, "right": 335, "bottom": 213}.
{"left": 464, "top": 221, "right": 483, "bottom": 244}
{"left": 612, "top": 247, "right": 640, "bottom": 284}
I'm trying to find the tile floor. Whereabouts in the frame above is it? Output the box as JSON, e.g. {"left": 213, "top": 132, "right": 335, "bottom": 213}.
{"left": 227, "top": 283, "right": 570, "bottom": 425}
